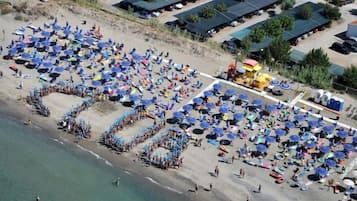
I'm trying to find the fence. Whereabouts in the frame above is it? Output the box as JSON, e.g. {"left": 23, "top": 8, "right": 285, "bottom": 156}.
{"left": 333, "top": 82, "right": 357, "bottom": 96}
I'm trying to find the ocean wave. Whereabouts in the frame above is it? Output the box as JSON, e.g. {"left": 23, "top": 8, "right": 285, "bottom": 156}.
{"left": 165, "top": 186, "right": 183, "bottom": 194}
{"left": 124, "top": 170, "right": 132, "bottom": 175}
{"left": 51, "top": 138, "right": 64, "bottom": 145}
{"left": 145, "top": 177, "right": 160, "bottom": 185}
{"left": 75, "top": 144, "right": 113, "bottom": 167}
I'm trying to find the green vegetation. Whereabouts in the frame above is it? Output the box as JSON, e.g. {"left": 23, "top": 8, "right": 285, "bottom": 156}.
{"left": 298, "top": 4, "right": 313, "bottom": 20}
{"left": 330, "top": 0, "right": 342, "bottom": 6}
{"left": 145, "top": 0, "right": 156, "bottom": 2}
{"left": 14, "top": 14, "right": 23, "bottom": 21}
{"left": 73, "top": 0, "right": 98, "bottom": 6}
{"left": 264, "top": 36, "right": 291, "bottom": 64}
{"left": 200, "top": 5, "right": 216, "bottom": 18}
{"left": 302, "top": 48, "right": 330, "bottom": 68}
{"left": 240, "top": 37, "right": 252, "bottom": 55}
{"left": 216, "top": 3, "right": 228, "bottom": 12}
{"left": 281, "top": 0, "right": 295, "bottom": 10}
{"left": 321, "top": 3, "right": 341, "bottom": 20}
{"left": 187, "top": 14, "right": 200, "bottom": 23}
{"left": 249, "top": 28, "right": 266, "bottom": 43}
{"left": 262, "top": 18, "right": 284, "bottom": 37}
{"left": 0, "top": 1, "right": 12, "bottom": 15}
{"left": 294, "top": 65, "right": 333, "bottom": 89}
{"left": 279, "top": 15, "right": 294, "bottom": 31}
{"left": 337, "top": 65, "right": 357, "bottom": 89}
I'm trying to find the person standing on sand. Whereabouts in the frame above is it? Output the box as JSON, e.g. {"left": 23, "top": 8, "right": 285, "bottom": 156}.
{"left": 2, "top": 29, "right": 5, "bottom": 41}
{"left": 258, "top": 184, "right": 262, "bottom": 193}
{"left": 209, "top": 183, "right": 213, "bottom": 191}
{"left": 195, "top": 183, "right": 198, "bottom": 192}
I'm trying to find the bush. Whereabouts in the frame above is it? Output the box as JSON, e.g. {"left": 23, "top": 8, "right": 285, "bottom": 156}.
{"left": 262, "top": 18, "right": 284, "bottom": 37}
{"left": 200, "top": 5, "right": 216, "bottom": 18}
{"left": 279, "top": 15, "right": 294, "bottom": 31}
{"left": 13, "top": 1, "right": 27, "bottom": 13}
{"left": 322, "top": 3, "right": 341, "bottom": 20}
{"left": 330, "top": 0, "right": 342, "bottom": 6}
{"left": 281, "top": 0, "right": 295, "bottom": 10}
{"left": 14, "top": 14, "right": 23, "bottom": 21}
{"left": 249, "top": 28, "right": 265, "bottom": 43}
{"left": 0, "top": 4, "right": 12, "bottom": 15}
{"left": 337, "top": 65, "right": 357, "bottom": 89}
{"left": 299, "top": 5, "right": 313, "bottom": 20}
{"left": 187, "top": 14, "right": 200, "bottom": 23}
{"left": 216, "top": 3, "right": 227, "bottom": 12}
{"left": 294, "top": 66, "right": 333, "bottom": 89}
{"left": 302, "top": 48, "right": 330, "bottom": 69}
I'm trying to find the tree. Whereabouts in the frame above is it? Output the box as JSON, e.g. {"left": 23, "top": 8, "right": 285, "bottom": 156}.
{"left": 262, "top": 18, "right": 284, "bottom": 37}
{"left": 302, "top": 48, "right": 330, "bottom": 69}
{"left": 299, "top": 4, "right": 313, "bottom": 20}
{"left": 240, "top": 37, "right": 252, "bottom": 54}
{"left": 200, "top": 6, "right": 216, "bottom": 18}
{"left": 295, "top": 66, "right": 333, "bottom": 89}
{"left": 331, "top": 0, "right": 342, "bottom": 6}
{"left": 265, "top": 36, "right": 291, "bottom": 64}
{"left": 279, "top": 15, "right": 294, "bottom": 31}
{"left": 337, "top": 65, "right": 357, "bottom": 89}
{"left": 249, "top": 28, "right": 266, "bottom": 43}
{"left": 216, "top": 3, "right": 227, "bottom": 12}
{"left": 187, "top": 14, "right": 200, "bottom": 23}
{"left": 322, "top": 3, "right": 341, "bottom": 20}
{"left": 281, "top": 0, "right": 295, "bottom": 10}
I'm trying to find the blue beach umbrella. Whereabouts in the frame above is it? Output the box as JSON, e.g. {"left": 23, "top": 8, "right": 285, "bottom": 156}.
{"left": 91, "top": 80, "right": 102, "bottom": 87}
{"left": 173, "top": 112, "right": 184, "bottom": 120}
{"left": 237, "top": 67, "right": 245, "bottom": 73}
{"left": 64, "top": 28, "right": 71, "bottom": 36}
{"left": 186, "top": 116, "right": 196, "bottom": 124}
{"left": 285, "top": 121, "right": 295, "bottom": 129}
{"left": 334, "top": 151, "right": 346, "bottom": 159}
{"left": 31, "top": 57, "right": 41, "bottom": 64}
{"left": 17, "top": 42, "right": 28, "bottom": 49}
{"left": 337, "top": 130, "right": 348, "bottom": 138}
{"left": 213, "top": 83, "right": 222, "bottom": 91}
{"left": 8, "top": 48, "right": 18, "bottom": 55}
{"left": 219, "top": 105, "right": 229, "bottom": 114}
{"left": 204, "top": 90, "right": 213, "bottom": 97}
{"left": 256, "top": 144, "right": 267, "bottom": 153}
{"left": 132, "top": 53, "right": 142, "bottom": 61}
{"left": 98, "top": 41, "right": 108, "bottom": 49}
{"left": 206, "top": 102, "right": 215, "bottom": 110}
{"left": 323, "top": 126, "right": 334, "bottom": 134}
{"left": 225, "top": 88, "right": 237, "bottom": 97}
{"left": 141, "top": 99, "right": 152, "bottom": 106}
{"left": 252, "top": 98, "right": 263, "bottom": 107}
{"left": 233, "top": 113, "right": 244, "bottom": 121}
{"left": 21, "top": 53, "right": 31, "bottom": 59}
{"left": 116, "top": 89, "right": 127, "bottom": 96}
{"left": 213, "top": 127, "right": 224, "bottom": 137}
{"left": 53, "top": 45, "right": 62, "bottom": 53}
{"left": 52, "top": 24, "right": 61, "bottom": 31}
{"left": 41, "top": 40, "right": 50, "bottom": 47}
{"left": 315, "top": 167, "right": 328, "bottom": 177}
{"left": 265, "top": 104, "right": 277, "bottom": 112}
{"left": 275, "top": 129, "right": 286, "bottom": 136}
{"left": 102, "top": 73, "right": 112, "bottom": 80}
{"left": 325, "top": 159, "right": 337, "bottom": 168}
{"left": 308, "top": 120, "right": 319, "bottom": 128}
{"left": 121, "top": 61, "right": 131, "bottom": 67}
{"left": 294, "top": 115, "right": 305, "bottom": 122}
{"left": 280, "top": 83, "right": 291, "bottom": 90}
{"left": 320, "top": 146, "right": 330, "bottom": 154}
{"left": 74, "top": 33, "right": 84, "bottom": 40}
{"left": 270, "top": 80, "right": 280, "bottom": 86}
{"left": 200, "top": 121, "right": 210, "bottom": 129}
{"left": 266, "top": 136, "right": 276, "bottom": 144}
{"left": 129, "top": 95, "right": 141, "bottom": 102}
{"left": 193, "top": 97, "right": 203, "bottom": 105}
{"left": 85, "top": 37, "right": 95, "bottom": 45}
{"left": 30, "top": 37, "right": 39, "bottom": 43}
{"left": 64, "top": 49, "right": 73, "bottom": 56}
{"left": 353, "top": 137, "right": 357, "bottom": 144}
{"left": 344, "top": 144, "right": 354, "bottom": 152}
{"left": 111, "top": 67, "right": 121, "bottom": 73}
{"left": 54, "top": 66, "right": 65, "bottom": 73}
{"left": 41, "top": 31, "right": 50, "bottom": 38}
{"left": 227, "top": 133, "right": 237, "bottom": 140}
{"left": 183, "top": 104, "right": 193, "bottom": 112}
{"left": 289, "top": 135, "right": 300, "bottom": 142}
{"left": 239, "top": 93, "right": 249, "bottom": 101}
{"left": 305, "top": 141, "right": 316, "bottom": 148}
{"left": 43, "top": 61, "right": 53, "bottom": 68}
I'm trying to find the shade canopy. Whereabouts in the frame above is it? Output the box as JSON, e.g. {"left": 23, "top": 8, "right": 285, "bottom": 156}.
{"left": 225, "top": 88, "right": 237, "bottom": 97}
{"left": 213, "top": 83, "right": 222, "bottom": 91}
{"left": 323, "top": 126, "right": 334, "bottom": 134}
{"left": 256, "top": 144, "right": 267, "bottom": 153}
{"left": 193, "top": 97, "right": 203, "bottom": 104}
{"left": 315, "top": 167, "right": 328, "bottom": 177}
{"left": 206, "top": 102, "right": 215, "bottom": 110}
{"left": 219, "top": 105, "right": 229, "bottom": 114}
{"left": 294, "top": 115, "right": 305, "bottom": 122}
{"left": 305, "top": 141, "right": 316, "bottom": 148}
{"left": 266, "top": 136, "right": 276, "bottom": 143}
{"left": 183, "top": 104, "right": 193, "bottom": 112}
{"left": 344, "top": 144, "right": 354, "bottom": 152}
{"left": 213, "top": 127, "right": 224, "bottom": 135}
{"left": 200, "top": 121, "right": 210, "bottom": 129}
{"left": 343, "top": 179, "right": 355, "bottom": 186}
{"left": 320, "top": 146, "right": 330, "bottom": 153}
{"left": 289, "top": 135, "right": 300, "bottom": 142}
{"left": 308, "top": 120, "right": 319, "bottom": 128}
{"left": 238, "top": 93, "right": 249, "bottom": 101}
{"left": 252, "top": 98, "right": 263, "bottom": 106}
{"left": 325, "top": 159, "right": 337, "bottom": 168}
{"left": 334, "top": 151, "right": 346, "bottom": 159}
{"left": 337, "top": 130, "right": 348, "bottom": 138}
{"left": 186, "top": 116, "right": 196, "bottom": 124}
{"left": 265, "top": 104, "right": 277, "bottom": 112}
{"left": 204, "top": 90, "right": 213, "bottom": 97}
{"left": 285, "top": 121, "right": 295, "bottom": 129}
{"left": 173, "top": 111, "right": 184, "bottom": 120}
{"left": 233, "top": 113, "right": 244, "bottom": 121}
{"left": 275, "top": 129, "right": 287, "bottom": 136}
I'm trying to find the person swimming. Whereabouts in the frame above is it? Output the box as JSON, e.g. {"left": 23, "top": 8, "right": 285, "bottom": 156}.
{"left": 35, "top": 195, "right": 40, "bottom": 201}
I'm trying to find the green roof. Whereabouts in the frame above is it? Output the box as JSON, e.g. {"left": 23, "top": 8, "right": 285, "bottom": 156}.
{"left": 231, "top": 2, "right": 331, "bottom": 52}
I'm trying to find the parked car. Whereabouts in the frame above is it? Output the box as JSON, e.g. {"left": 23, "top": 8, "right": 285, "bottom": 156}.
{"left": 330, "top": 42, "right": 350, "bottom": 55}
{"left": 221, "top": 40, "right": 238, "bottom": 54}
{"left": 343, "top": 40, "right": 357, "bottom": 52}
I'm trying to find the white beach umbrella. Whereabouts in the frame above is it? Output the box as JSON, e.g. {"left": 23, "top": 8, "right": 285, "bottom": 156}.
{"left": 343, "top": 179, "right": 355, "bottom": 186}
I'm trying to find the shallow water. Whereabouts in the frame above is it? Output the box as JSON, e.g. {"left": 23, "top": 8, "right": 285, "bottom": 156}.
{"left": 0, "top": 115, "right": 184, "bottom": 201}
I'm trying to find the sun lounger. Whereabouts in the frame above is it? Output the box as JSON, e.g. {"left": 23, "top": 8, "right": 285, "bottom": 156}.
{"left": 243, "top": 159, "right": 257, "bottom": 166}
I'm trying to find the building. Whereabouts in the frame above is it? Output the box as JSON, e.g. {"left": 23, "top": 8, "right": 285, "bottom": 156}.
{"left": 346, "top": 20, "right": 357, "bottom": 38}
{"left": 116, "top": 0, "right": 184, "bottom": 12}
{"left": 230, "top": 2, "right": 331, "bottom": 52}
{"left": 174, "top": 0, "right": 279, "bottom": 38}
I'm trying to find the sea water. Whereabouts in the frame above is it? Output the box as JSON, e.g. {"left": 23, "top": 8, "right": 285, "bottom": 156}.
{"left": 0, "top": 115, "right": 185, "bottom": 201}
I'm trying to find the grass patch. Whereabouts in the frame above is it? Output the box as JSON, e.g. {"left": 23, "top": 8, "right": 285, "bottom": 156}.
{"left": 14, "top": 14, "right": 23, "bottom": 21}
{"left": 1, "top": 4, "right": 13, "bottom": 15}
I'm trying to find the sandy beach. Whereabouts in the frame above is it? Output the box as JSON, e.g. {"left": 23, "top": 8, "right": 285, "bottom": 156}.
{"left": 0, "top": 1, "right": 356, "bottom": 201}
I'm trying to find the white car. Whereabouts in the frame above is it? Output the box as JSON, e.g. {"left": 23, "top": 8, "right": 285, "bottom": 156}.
{"left": 175, "top": 3, "right": 183, "bottom": 9}
{"left": 152, "top": 11, "right": 161, "bottom": 17}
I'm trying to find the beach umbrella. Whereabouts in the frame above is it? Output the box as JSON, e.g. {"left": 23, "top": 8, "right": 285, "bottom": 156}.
{"left": 102, "top": 73, "right": 112, "bottom": 80}
{"left": 41, "top": 31, "right": 50, "bottom": 38}
{"left": 353, "top": 137, "right": 357, "bottom": 144}
{"left": 305, "top": 141, "right": 316, "bottom": 148}
{"left": 64, "top": 49, "right": 73, "bottom": 56}
{"left": 315, "top": 167, "right": 328, "bottom": 177}
{"left": 270, "top": 80, "right": 280, "bottom": 86}
{"left": 225, "top": 88, "right": 237, "bottom": 97}
{"left": 52, "top": 24, "right": 61, "bottom": 31}
{"left": 74, "top": 32, "right": 83, "bottom": 40}
{"left": 116, "top": 89, "right": 127, "bottom": 96}
{"left": 323, "top": 126, "right": 334, "bottom": 134}
{"left": 252, "top": 98, "right": 263, "bottom": 107}
{"left": 238, "top": 93, "right": 249, "bottom": 101}
{"left": 17, "top": 42, "right": 28, "bottom": 49}
{"left": 265, "top": 104, "right": 277, "bottom": 112}
{"left": 129, "top": 95, "right": 141, "bottom": 102}
{"left": 43, "top": 61, "right": 53, "bottom": 68}
{"left": 320, "top": 146, "right": 330, "bottom": 154}
{"left": 186, "top": 116, "right": 196, "bottom": 125}
{"left": 121, "top": 61, "right": 131, "bottom": 67}
{"left": 30, "top": 37, "right": 39, "bottom": 43}
{"left": 308, "top": 120, "right": 319, "bottom": 128}
{"left": 233, "top": 113, "right": 244, "bottom": 121}
{"left": 337, "top": 130, "right": 348, "bottom": 138}
{"left": 343, "top": 179, "right": 355, "bottom": 186}
{"left": 334, "top": 151, "right": 346, "bottom": 159}
{"left": 132, "top": 53, "right": 142, "bottom": 61}
{"left": 193, "top": 97, "right": 203, "bottom": 105}
{"left": 206, "top": 102, "right": 215, "bottom": 110}
{"left": 280, "top": 83, "right": 291, "bottom": 90}
{"left": 8, "top": 48, "right": 18, "bottom": 55}
{"left": 52, "top": 45, "right": 62, "bottom": 53}
{"left": 111, "top": 67, "right": 121, "bottom": 73}
{"left": 294, "top": 115, "right": 305, "bottom": 122}
{"left": 21, "top": 53, "right": 31, "bottom": 60}
{"left": 227, "top": 133, "right": 237, "bottom": 140}
{"left": 266, "top": 136, "right": 276, "bottom": 144}
{"left": 31, "top": 57, "right": 41, "bottom": 64}
{"left": 85, "top": 37, "right": 95, "bottom": 45}
{"left": 54, "top": 66, "right": 65, "bottom": 73}
{"left": 41, "top": 40, "right": 51, "bottom": 47}
{"left": 64, "top": 28, "right": 71, "bottom": 36}
{"left": 325, "top": 159, "right": 337, "bottom": 168}
{"left": 256, "top": 144, "right": 267, "bottom": 153}
{"left": 204, "top": 90, "right": 213, "bottom": 97}
{"left": 98, "top": 41, "right": 108, "bottom": 49}
{"left": 200, "top": 121, "right": 210, "bottom": 130}
{"left": 344, "top": 144, "right": 354, "bottom": 152}
{"left": 91, "top": 80, "right": 102, "bottom": 87}
{"left": 213, "top": 83, "right": 222, "bottom": 91}
{"left": 285, "top": 121, "right": 295, "bottom": 129}
{"left": 141, "top": 99, "right": 152, "bottom": 106}
{"left": 275, "top": 129, "right": 286, "bottom": 136}
{"left": 219, "top": 105, "right": 229, "bottom": 114}
{"left": 213, "top": 127, "right": 224, "bottom": 137}
{"left": 183, "top": 104, "right": 193, "bottom": 112}
{"left": 173, "top": 112, "right": 184, "bottom": 120}
{"left": 289, "top": 135, "right": 300, "bottom": 142}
